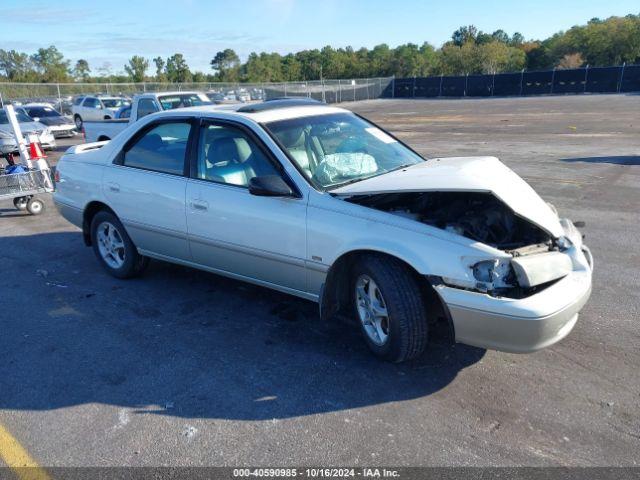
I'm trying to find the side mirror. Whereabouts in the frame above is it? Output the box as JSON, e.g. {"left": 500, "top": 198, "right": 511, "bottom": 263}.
{"left": 249, "top": 175, "right": 294, "bottom": 197}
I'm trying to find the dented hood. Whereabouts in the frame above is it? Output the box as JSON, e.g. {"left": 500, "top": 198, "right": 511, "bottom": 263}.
{"left": 332, "top": 156, "right": 564, "bottom": 238}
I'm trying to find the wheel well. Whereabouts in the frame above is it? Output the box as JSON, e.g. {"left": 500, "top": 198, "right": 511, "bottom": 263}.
{"left": 103, "top": 115, "right": 111, "bottom": 120}
{"left": 320, "top": 250, "right": 454, "bottom": 339}
{"left": 82, "top": 201, "right": 115, "bottom": 246}
{"left": 97, "top": 135, "right": 111, "bottom": 142}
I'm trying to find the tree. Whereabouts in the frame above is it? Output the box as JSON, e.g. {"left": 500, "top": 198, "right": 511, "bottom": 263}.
{"left": 452, "top": 25, "right": 479, "bottom": 46}
{"left": 153, "top": 56, "right": 167, "bottom": 82}
{"left": 31, "top": 45, "right": 70, "bottom": 82}
{"left": 124, "top": 55, "right": 149, "bottom": 82}
{"left": 556, "top": 53, "right": 584, "bottom": 69}
{"left": 210, "top": 49, "right": 240, "bottom": 81}
{"left": 166, "top": 53, "right": 191, "bottom": 82}
{"left": 73, "top": 59, "right": 90, "bottom": 81}
{"left": 0, "top": 49, "right": 36, "bottom": 81}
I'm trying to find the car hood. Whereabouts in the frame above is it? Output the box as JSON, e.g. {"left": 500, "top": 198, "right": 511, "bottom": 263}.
{"left": 38, "top": 117, "right": 72, "bottom": 126}
{"left": 332, "top": 156, "right": 563, "bottom": 238}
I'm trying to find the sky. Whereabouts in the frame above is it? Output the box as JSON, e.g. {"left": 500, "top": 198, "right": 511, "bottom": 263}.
{"left": 1, "top": 0, "right": 638, "bottom": 75}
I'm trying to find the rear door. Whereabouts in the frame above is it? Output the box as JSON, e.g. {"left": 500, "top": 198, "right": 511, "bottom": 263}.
{"left": 81, "top": 97, "right": 101, "bottom": 121}
{"left": 102, "top": 118, "right": 196, "bottom": 260}
{"left": 185, "top": 119, "right": 308, "bottom": 293}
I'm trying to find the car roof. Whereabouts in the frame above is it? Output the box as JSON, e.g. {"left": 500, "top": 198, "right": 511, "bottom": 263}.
{"left": 178, "top": 99, "right": 347, "bottom": 123}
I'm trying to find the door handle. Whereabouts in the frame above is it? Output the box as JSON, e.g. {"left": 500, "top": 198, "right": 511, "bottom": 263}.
{"left": 191, "top": 199, "right": 208, "bottom": 211}
{"left": 107, "top": 182, "right": 120, "bottom": 192}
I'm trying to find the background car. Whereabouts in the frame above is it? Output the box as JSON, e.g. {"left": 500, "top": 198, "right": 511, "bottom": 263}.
{"left": 0, "top": 109, "right": 55, "bottom": 157}
{"left": 236, "top": 89, "right": 251, "bottom": 102}
{"left": 71, "top": 96, "right": 131, "bottom": 129}
{"left": 17, "top": 104, "right": 76, "bottom": 138}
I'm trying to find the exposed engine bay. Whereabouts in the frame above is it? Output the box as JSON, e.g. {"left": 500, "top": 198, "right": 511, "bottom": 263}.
{"left": 343, "top": 191, "right": 553, "bottom": 250}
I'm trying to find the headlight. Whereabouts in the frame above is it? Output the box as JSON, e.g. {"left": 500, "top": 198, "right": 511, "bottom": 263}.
{"left": 472, "top": 259, "right": 503, "bottom": 283}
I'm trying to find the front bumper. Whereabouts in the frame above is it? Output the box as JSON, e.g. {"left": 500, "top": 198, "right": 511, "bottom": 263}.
{"left": 435, "top": 246, "right": 593, "bottom": 353}
{"left": 48, "top": 125, "right": 76, "bottom": 138}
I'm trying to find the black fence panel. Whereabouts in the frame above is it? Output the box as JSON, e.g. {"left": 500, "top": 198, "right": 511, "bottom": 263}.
{"left": 553, "top": 68, "right": 586, "bottom": 94}
{"left": 586, "top": 66, "right": 622, "bottom": 93}
{"left": 441, "top": 76, "right": 466, "bottom": 96}
{"left": 393, "top": 78, "right": 415, "bottom": 98}
{"left": 466, "top": 74, "right": 493, "bottom": 96}
{"left": 621, "top": 65, "right": 640, "bottom": 93}
{"left": 392, "top": 65, "right": 638, "bottom": 99}
{"left": 414, "top": 76, "right": 442, "bottom": 97}
{"left": 493, "top": 72, "right": 522, "bottom": 96}
{"left": 523, "top": 70, "right": 553, "bottom": 95}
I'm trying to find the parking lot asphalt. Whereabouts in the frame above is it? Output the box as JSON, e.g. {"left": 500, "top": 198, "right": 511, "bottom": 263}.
{"left": 0, "top": 95, "right": 638, "bottom": 467}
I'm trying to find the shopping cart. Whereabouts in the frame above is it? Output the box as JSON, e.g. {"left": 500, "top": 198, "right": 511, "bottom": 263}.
{"left": 0, "top": 167, "right": 53, "bottom": 215}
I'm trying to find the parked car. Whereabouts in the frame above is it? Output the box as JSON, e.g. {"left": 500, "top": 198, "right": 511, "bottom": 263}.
{"left": 82, "top": 91, "right": 212, "bottom": 143}
{"left": 53, "top": 98, "right": 593, "bottom": 362}
{"left": 206, "top": 92, "right": 227, "bottom": 104}
{"left": 72, "top": 96, "right": 130, "bottom": 129}
{"left": 0, "top": 109, "right": 56, "bottom": 157}
{"left": 18, "top": 104, "right": 76, "bottom": 138}
{"left": 236, "top": 89, "right": 251, "bottom": 102}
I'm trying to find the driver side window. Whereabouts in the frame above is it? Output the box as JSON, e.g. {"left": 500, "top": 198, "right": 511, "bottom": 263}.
{"left": 196, "top": 124, "right": 280, "bottom": 188}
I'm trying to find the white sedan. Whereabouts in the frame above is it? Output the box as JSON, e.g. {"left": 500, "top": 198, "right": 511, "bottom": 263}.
{"left": 53, "top": 99, "right": 593, "bottom": 362}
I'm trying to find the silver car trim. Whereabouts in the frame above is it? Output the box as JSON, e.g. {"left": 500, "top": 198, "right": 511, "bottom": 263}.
{"left": 122, "top": 219, "right": 188, "bottom": 240}
{"left": 189, "top": 233, "right": 306, "bottom": 268}
{"left": 306, "top": 261, "right": 329, "bottom": 273}
{"left": 138, "top": 249, "right": 318, "bottom": 302}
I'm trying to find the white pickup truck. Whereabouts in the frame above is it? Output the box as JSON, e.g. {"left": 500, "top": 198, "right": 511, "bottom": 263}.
{"left": 82, "top": 91, "right": 211, "bottom": 143}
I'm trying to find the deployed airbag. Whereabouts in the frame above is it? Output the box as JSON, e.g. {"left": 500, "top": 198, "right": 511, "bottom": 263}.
{"left": 315, "top": 152, "right": 377, "bottom": 185}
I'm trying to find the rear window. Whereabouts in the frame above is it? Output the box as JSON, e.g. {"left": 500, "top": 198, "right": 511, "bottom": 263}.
{"left": 158, "top": 94, "right": 211, "bottom": 110}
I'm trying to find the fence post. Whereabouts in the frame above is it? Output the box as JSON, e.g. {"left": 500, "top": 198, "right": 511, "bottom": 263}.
{"left": 491, "top": 72, "right": 495, "bottom": 96}
{"left": 439, "top": 75, "right": 443, "bottom": 97}
{"left": 583, "top": 65, "right": 589, "bottom": 93}
{"left": 379, "top": 78, "right": 382, "bottom": 98}
{"left": 550, "top": 67, "right": 556, "bottom": 94}
{"left": 412, "top": 77, "right": 416, "bottom": 98}
{"left": 464, "top": 73, "right": 468, "bottom": 97}
{"left": 391, "top": 77, "right": 395, "bottom": 99}
{"left": 284, "top": 82, "right": 287, "bottom": 96}
{"left": 56, "top": 83, "right": 62, "bottom": 113}
{"left": 618, "top": 63, "right": 626, "bottom": 93}
{"left": 519, "top": 69, "right": 525, "bottom": 96}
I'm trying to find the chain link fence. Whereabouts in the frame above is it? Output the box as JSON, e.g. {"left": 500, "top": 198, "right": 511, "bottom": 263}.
{"left": 0, "top": 77, "right": 393, "bottom": 113}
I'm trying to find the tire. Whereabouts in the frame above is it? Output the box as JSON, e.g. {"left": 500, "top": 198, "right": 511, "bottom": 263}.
{"left": 13, "top": 196, "right": 29, "bottom": 210}
{"left": 26, "top": 197, "right": 45, "bottom": 215}
{"left": 352, "top": 255, "right": 428, "bottom": 362}
{"left": 90, "top": 210, "right": 149, "bottom": 279}
{"left": 74, "top": 115, "right": 83, "bottom": 129}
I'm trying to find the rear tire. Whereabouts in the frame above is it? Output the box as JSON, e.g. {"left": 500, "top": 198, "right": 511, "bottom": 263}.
{"left": 74, "top": 115, "right": 83, "bottom": 129}
{"left": 90, "top": 210, "right": 149, "bottom": 279}
{"left": 352, "top": 255, "right": 428, "bottom": 362}
{"left": 26, "top": 197, "right": 44, "bottom": 215}
{"left": 13, "top": 196, "right": 29, "bottom": 210}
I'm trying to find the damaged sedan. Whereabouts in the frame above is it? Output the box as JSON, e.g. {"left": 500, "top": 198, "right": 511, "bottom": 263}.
{"left": 53, "top": 99, "right": 593, "bottom": 362}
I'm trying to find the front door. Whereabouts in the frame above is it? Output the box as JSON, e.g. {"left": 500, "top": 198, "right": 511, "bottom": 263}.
{"left": 103, "top": 119, "right": 194, "bottom": 260}
{"left": 185, "top": 121, "right": 307, "bottom": 293}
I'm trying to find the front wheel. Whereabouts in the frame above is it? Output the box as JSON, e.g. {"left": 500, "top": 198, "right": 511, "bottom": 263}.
{"left": 26, "top": 197, "right": 44, "bottom": 215}
{"left": 352, "top": 255, "right": 429, "bottom": 362}
{"left": 90, "top": 211, "right": 149, "bottom": 279}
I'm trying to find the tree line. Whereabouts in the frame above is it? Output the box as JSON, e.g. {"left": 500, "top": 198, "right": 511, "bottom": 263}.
{"left": 1, "top": 14, "right": 638, "bottom": 84}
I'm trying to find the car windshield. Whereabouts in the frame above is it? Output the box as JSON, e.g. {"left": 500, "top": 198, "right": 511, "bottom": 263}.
{"left": 158, "top": 94, "right": 212, "bottom": 110}
{"left": 0, "top": 111, "right": 36, "bottom": 124}
{"left": 26, "top": 107, "right": 60, "bottom": 118}
{"left": 265, "top": 112, "right": 425, "bottom": 190}
{"left": 101, "top": 98, "right": 128, "bottom": 108}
